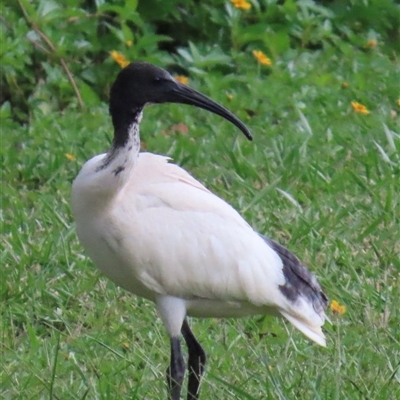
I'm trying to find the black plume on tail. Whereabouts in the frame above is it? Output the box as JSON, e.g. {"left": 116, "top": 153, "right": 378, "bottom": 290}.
{"left": 259, "top": 234, "right": 328, "bottom": 315}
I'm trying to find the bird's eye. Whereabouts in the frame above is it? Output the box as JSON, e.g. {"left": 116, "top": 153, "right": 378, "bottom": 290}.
{"left": 154, "top": 76, "right": 163, "bottom": 83}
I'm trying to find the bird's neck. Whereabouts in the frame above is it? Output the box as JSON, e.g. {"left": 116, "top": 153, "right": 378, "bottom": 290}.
{"left": 111, "top": 107, "right": 143, "bottom": 148}
{"left": 72, "top": 109, "right": 143, "bottom": 212}
{"left": 96, "top": 110, "right": 143, "bottom": 187}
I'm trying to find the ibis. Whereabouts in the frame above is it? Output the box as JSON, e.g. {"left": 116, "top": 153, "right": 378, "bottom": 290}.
{"left": 71, "top": 62, "right": 328, "bottom": 400}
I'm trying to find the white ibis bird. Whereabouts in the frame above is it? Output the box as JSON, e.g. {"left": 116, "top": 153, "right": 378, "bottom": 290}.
{"left": 72, "top": 62, "right": 328, "bottom": 400}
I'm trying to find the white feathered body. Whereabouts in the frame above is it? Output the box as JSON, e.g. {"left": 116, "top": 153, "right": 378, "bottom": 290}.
{"left": 72, "top": 149, "right": 327, "bottom": 346}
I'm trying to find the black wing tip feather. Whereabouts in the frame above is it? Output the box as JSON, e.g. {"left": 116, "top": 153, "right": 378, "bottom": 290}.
{"left": 259, "top": 234, "right": 328, "bottom": 314}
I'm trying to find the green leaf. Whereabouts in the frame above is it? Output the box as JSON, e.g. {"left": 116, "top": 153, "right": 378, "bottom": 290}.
{"left": 79, "top": 81, "right": 101, "bottom": 107}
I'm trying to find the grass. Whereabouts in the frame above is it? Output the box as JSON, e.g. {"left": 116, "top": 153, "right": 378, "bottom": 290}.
{"left": 2, "top": 45, "right": 400, "bottom": 399}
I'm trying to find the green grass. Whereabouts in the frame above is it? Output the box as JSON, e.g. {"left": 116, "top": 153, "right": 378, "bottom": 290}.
{"left": 2, "top": 47, "right": 400, "bottom": 399}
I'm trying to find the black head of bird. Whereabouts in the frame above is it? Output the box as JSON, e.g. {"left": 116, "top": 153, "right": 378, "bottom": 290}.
{"left": 109, "top": 62, "right": 253, "bottom": 144}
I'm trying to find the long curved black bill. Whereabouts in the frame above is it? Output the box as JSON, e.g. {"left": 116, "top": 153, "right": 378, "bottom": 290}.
{"left": 168, "top": 81, "right": 253, "bottom": 141}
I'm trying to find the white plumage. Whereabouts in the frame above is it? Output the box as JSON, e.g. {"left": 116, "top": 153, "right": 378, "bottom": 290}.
{"left": 73, "top": 151, "right": 325, "bottom": 341}
{"left": 72, "top": 62, "right": 328, "bottom": 400}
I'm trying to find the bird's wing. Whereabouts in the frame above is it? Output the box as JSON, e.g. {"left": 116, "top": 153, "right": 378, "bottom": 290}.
{"left": 114, "top": 153, "right": 286, "bottom": 305}
{"left": 132, "top": 153, "right": 211, "bottom": 193}
{"left": 106, "top": 153, "right": 326, "bottom": 345}
{"left": 127, "top": 153, "right": 252, "bottom": 228}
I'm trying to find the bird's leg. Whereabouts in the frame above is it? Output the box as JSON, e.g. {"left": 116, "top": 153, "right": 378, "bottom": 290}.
{"left": 181, "top": 319, "right": 207, "bottom": 400}
{"left": 167, "top": 336, "right": 186, "bottom": 400}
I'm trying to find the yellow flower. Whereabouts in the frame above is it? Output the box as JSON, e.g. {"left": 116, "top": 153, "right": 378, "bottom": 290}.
{"left": 125, "top": 40, "right": 133, "bottom": 47}
{"left": 351, "top": 101, "right": 370, "bottom": 115}
{"left": 252, "top": 50, "right": 272, "bottom": 66}
{"left": 341, "top": 82, "right": 349, "bottom": 88}
{"left": 397, "top": 99, "right": 400, "bottom": 107}
{"left": 330, "top": 300, "right": 346, "bottom": 315}
{"left": 366, "top": 39, "right": 377, "bottom": 48}
{"left": 65, "top": 153, "right": 76, "bottom": 161}
{"left": 110, "top": 50, "right": 130, "bottom": 68}
{"left": 174, "top": 75, "right": 189, "bottom": 85}
{"left": 226, "top": 93, "right": 234, "bottom": 100}
{"left": 230, "top": 0, "right": 251, "bottom": 10}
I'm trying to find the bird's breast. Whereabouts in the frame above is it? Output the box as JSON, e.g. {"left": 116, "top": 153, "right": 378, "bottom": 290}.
{"left": 74, "top": 202, "right": 157, "bottom": 300}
